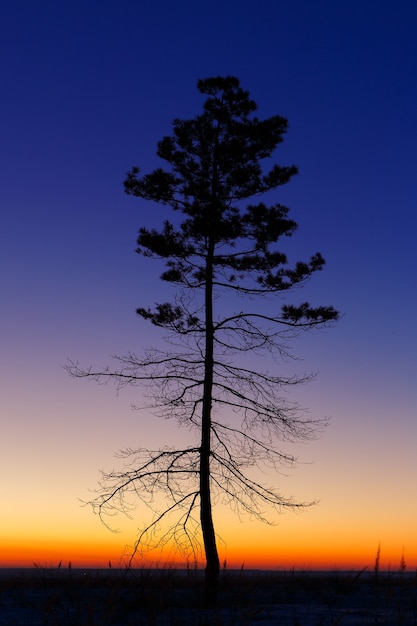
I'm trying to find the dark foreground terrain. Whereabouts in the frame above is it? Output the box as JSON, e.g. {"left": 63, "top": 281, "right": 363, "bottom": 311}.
{"left": 0, "top": 566, "right": 415, "bottom": 625}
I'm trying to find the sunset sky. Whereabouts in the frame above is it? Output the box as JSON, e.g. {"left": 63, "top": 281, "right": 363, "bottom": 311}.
{"left": 1, "top": 0, "right": 416, "bottom": 571}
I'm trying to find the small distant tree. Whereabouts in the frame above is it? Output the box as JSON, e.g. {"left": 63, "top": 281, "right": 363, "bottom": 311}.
{"left": 67, "top": 76, "right": 338, "bottom": 605}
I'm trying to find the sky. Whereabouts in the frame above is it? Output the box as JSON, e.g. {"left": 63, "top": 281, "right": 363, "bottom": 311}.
{"left": 1, "top": 0, "right": 416, "bottom": 571}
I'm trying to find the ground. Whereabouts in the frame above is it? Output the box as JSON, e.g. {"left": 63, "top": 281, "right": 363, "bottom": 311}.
{"left": 0, "top": 567, "right": 415, "bottom": 625}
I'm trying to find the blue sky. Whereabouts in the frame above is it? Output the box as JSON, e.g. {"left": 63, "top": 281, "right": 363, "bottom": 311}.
{"left": 1, "top": 0, "right": 416, "bottom": 568}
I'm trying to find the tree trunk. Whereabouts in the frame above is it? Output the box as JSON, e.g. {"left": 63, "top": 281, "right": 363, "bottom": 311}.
{"left": 200, "top": 234, "right": 220, "bottom": 606}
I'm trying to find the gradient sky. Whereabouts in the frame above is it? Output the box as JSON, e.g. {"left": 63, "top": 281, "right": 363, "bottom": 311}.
{"left": 1, "top": 0, "right": 416, "bottom": 570}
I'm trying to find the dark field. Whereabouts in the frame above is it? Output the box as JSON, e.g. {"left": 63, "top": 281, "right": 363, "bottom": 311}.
{"left": 0, "top": 566, "right": 416, "bottom": 625}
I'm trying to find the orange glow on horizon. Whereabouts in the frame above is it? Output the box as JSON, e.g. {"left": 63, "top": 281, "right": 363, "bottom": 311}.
{"left": 1, "top": 538, "right": 415, "bottom": 571}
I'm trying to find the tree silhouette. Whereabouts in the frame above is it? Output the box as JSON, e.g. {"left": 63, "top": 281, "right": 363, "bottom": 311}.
{"left": 67, "top": 76, "right": 339, "bottom": 605}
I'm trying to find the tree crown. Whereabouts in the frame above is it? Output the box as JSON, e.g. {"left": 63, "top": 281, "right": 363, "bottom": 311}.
{"left": 124, "top": 75, "right": 338, "bottom": 326}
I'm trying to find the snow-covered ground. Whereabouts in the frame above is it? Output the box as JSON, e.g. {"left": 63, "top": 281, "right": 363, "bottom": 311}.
{"left": 0, "top": 568, "right": 415, "bottom": 625}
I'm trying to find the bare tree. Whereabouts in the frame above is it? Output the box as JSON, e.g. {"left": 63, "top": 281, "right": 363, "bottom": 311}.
{"left": 67, "top": 76, "right": 339, "bottom": 605}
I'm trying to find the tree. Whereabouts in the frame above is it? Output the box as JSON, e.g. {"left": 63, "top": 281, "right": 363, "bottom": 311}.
{"left": 67, "top": 76, "right": 339, "bottom": 605}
